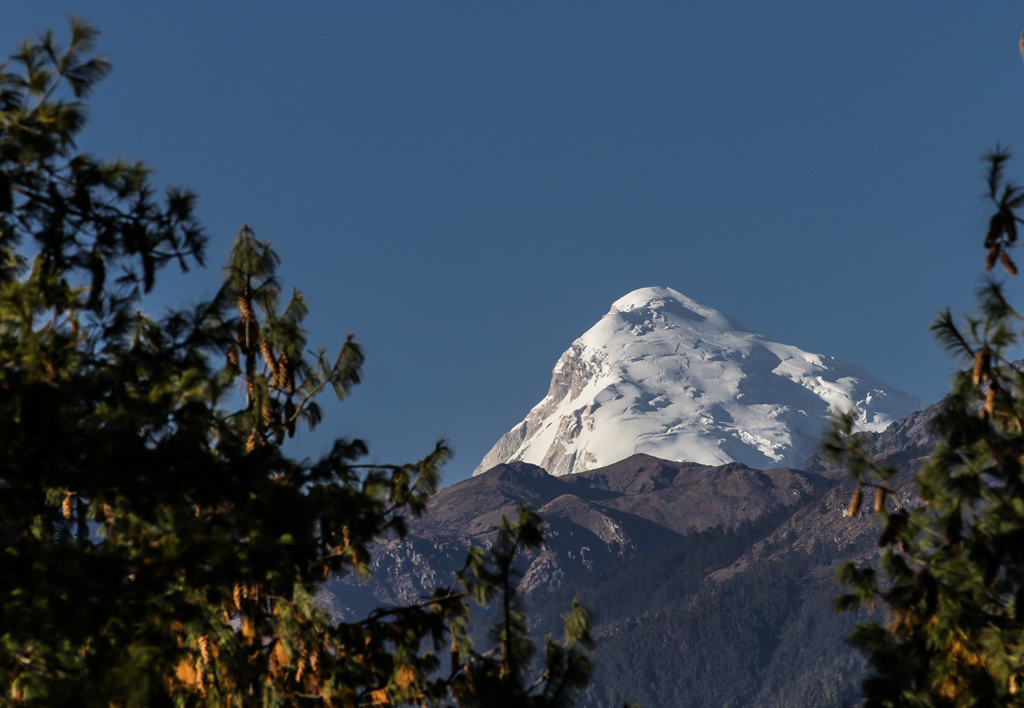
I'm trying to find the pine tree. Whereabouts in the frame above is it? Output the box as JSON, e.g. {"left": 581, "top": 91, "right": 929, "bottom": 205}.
{"left": 0, "top": 19, "right": 603, "bottom": 708}
{"left": 827, "top": 145, "right": 1024, "bottom": 708}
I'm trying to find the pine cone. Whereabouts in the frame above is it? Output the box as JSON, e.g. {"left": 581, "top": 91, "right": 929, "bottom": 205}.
{"left": 198, "top": 635, "right": 212, "bottom": 664}
{"left": 847, "top": 488, "right": 863, "bottom": 517}
{"left": 238, "top": 292, "right": 254, "bottom": 322}
{"left": 196, "top": 658, "right": 206, "bottom": 694}
{"left": 874, "top": 487, "right": 887, "bottom": 512}
{"left": 62, "top": 491, "right": 74, "bottom": 520}
{"left": 275, "top": 353, "right": 287, "bottom": 388}
{"left": 278, "top": 353, "right": 293, "bottom": 393}
{"left": 42, "top": 356, "right": 57, "bottom": 382}
{"left": 987, "top": 246, "right": 1000, "bottom": 270}
{"left": 260, "top": 340, "right": 277, "bottom": 377}
{"left": 973, "top": 348, "right": 991, "bottom": 385}
{"left": 1001, "top": 251, "right": 1018, "bottom": 275}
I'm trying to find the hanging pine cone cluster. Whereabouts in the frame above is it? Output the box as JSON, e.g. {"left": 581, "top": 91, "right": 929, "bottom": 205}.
{"left": 236, "top": 287, "right": 259, "bottom": 356}
{"left": 276, "top": 352, "right": 293, "bottom": 393}
{"left": 260, "top": 340, "right": 276, "bottom": 376}
{"left": 236, "top": 285, "right": 272, "bottom": 444}
{"left": 246, "top": 430, "right": 264, "bottom": 452}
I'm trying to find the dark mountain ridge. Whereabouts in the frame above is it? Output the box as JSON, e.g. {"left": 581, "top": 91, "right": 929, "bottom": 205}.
{"left": 320, "top": 408, "right": 943, "bottom": 707}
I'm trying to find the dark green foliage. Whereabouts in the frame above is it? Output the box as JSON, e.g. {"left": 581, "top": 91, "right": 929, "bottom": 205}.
{"left": 450, "top": 508, "right": 596, "bottom": 708}
{"left": 827, "top": 148, "right": 1024, "bottom": 707}
{"left": 0, "top": 20, "right": 604, "bottom": 708}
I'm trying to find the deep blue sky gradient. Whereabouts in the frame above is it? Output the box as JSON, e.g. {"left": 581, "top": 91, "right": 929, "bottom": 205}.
{"left": 6, "top": 3, "right": 1024, "bottom": 483}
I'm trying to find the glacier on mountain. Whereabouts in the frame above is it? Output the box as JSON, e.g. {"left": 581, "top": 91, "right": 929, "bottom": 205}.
{"left": 474, "top": 287, "right": 925, "bottom": 476}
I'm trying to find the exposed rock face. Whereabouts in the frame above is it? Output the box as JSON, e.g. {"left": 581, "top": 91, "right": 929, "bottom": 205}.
{"left": 475, "top": 287, "right": 925, "bottom": 476}
{"left": 322, "top": 402, "right": 946, "bottom": 708}
{"left": 320, "top": 453, "right": 829, "bottom": 617}
{"left": 320, "top": 452, "right": 877, "bottom": 707}
{"left": 804, "top": 397, "right": 943, "bottom": 474}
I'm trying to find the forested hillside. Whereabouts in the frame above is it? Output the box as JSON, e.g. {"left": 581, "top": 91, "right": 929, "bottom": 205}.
{"left": 536, "top": 492, "right": 872, "bottom": 708}
{"left": 322, "top": 451, "right": 906, "bottom": 707}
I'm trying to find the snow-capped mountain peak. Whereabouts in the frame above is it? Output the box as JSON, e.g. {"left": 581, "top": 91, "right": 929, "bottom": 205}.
{"left": 474, "top": 287, "right": 924, "bottom": 476}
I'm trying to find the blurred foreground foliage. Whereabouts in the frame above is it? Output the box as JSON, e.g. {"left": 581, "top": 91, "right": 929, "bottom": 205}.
{"left": 829, "top": 145, "right": 1024, "bottom": 707}
{"left": 0, "top": 19, "right": 604, "bottom": 708}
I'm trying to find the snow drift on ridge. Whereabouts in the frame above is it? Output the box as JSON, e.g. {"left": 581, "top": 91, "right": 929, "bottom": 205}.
{"left": 474, "top": 287, "right": 925, "bottom": 476}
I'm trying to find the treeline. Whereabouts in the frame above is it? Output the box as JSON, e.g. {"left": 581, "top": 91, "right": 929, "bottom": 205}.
{"left": 527, "top": 493, "right": 868, "bottom": 708}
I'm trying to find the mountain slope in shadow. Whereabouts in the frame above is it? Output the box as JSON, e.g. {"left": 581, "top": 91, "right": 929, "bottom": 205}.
{"left": 320, "top": 415, "right": 937, "bottom": 708}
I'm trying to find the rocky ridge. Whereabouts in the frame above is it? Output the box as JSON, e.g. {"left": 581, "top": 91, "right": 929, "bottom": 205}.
{"left": 318, "top": 453, "right": 831, "bottom": 619}
{"left": 320, "top": 401, "right": 944, "bottom": 708}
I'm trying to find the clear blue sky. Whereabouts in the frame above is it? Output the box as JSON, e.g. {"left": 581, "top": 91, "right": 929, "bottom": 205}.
{"left": 6, "top": 3, "right": 1024, "bottom": 483}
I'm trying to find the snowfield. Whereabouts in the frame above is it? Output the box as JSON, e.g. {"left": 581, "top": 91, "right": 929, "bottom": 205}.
{"left": 474, "top": 287, "right": 925, "bottom": 476}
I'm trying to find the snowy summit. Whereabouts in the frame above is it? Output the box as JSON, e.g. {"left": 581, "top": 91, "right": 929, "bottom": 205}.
{"left": 474, "top": 287, "right": 925, "bottom": 476}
